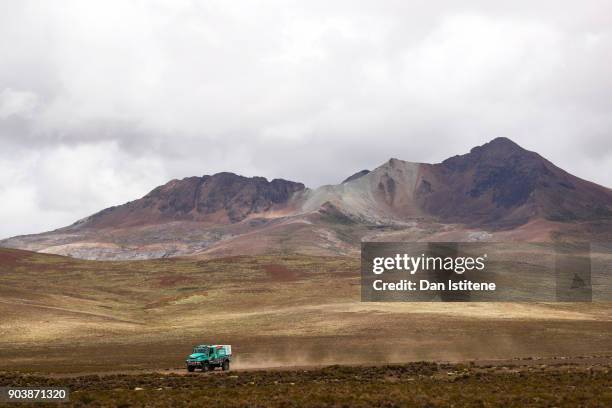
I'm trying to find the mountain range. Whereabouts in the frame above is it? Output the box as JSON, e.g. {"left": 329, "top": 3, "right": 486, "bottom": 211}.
{"left": 2, "top": 137, "right": 612, "bottom": 260}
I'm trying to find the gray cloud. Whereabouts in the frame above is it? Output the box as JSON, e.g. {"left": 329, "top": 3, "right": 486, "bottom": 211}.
{"left": 1, "top": 0, "right": 612, "bottom": 238}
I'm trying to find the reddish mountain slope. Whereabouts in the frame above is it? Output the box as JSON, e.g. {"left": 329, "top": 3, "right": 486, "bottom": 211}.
{"left": 415, "top": 138, "right": 612, "bottom": 228}
{"left": 2, "top": 138, "right": 611, "bottom": 260}
{"left": 69, "top": 172, "right": 305, "bottom": 229}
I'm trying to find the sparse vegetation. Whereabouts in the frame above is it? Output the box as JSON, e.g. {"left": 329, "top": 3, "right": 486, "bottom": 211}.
{"left": 0, "top": 247, "right": 611, "bottom": 407}
{"left": 2, "top": 360, "right": 611, "bottom": 407}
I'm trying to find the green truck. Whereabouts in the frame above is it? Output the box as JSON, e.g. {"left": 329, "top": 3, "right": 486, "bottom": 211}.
{"left": 186, "top": 344, "right": 232, "bottom": 372}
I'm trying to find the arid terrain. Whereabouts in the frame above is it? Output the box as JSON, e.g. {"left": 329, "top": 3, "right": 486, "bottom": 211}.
{"left": 2, "top": 0, "right": 612, "bottom": 402}
{"left": 1, "top": 246, "right": 611, "bottom": 406}
{"left": 1, "top": 138, "right": 611, "bottom": 405}
{"left": 3, "top": 138, "right": 612, "bottom": 260}
{"left": 2, "top": 358, "right": 611, "bottom": 407}
{"left": 0, "top": 248, "right": 610, "bottom": 375}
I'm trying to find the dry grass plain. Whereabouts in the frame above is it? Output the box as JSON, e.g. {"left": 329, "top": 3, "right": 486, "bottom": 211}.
{"left": 3, "top": 359, "right": 611, "bottom": 407}
{"left": 0, "top": 247, "right": 610, "bottom": 376}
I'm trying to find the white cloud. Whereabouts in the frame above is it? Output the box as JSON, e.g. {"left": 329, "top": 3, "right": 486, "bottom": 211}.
{"left": 0, "top": 142, "right": 166, "bottom": 238}
{"left": 0, "top": 88, "right": 39, "bottom": 119}
{"left": 1, "top": 0, "right": 612, "bottom": 238}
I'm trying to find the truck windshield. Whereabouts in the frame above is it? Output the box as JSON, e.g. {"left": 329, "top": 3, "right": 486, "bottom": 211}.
{"left": 193, "top": 347, "right": 208, "bottom": 354}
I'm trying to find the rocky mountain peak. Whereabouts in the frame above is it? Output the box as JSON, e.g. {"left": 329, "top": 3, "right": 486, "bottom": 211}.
{"left": 77, "top": 172, "right": 305, "bottom": 228}
{"left": 342, "top": 170, "right": 370, "bottom": 184}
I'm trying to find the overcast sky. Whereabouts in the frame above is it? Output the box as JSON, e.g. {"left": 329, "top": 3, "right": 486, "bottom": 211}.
{"left": 1, "top": 0, "right": 611, "bottom": 238}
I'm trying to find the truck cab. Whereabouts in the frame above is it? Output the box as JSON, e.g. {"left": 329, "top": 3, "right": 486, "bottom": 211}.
{"left": 186, "top": 344, "right": 231, "bottom": 372}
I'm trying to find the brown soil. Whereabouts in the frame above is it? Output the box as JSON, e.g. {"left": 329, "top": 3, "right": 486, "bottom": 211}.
{"left": 2, "top": 357, "right": 610, "bottom": 407}
{"left": 262, "top": 264, "right": 300, "bottom": 281}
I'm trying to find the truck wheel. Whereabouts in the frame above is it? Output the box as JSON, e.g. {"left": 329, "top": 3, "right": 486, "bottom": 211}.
{"left": 222, "top": 360, "right": 230, "bottom": 371}
{"left": 187, "top": 366, "right": 195, "bottom": 372}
